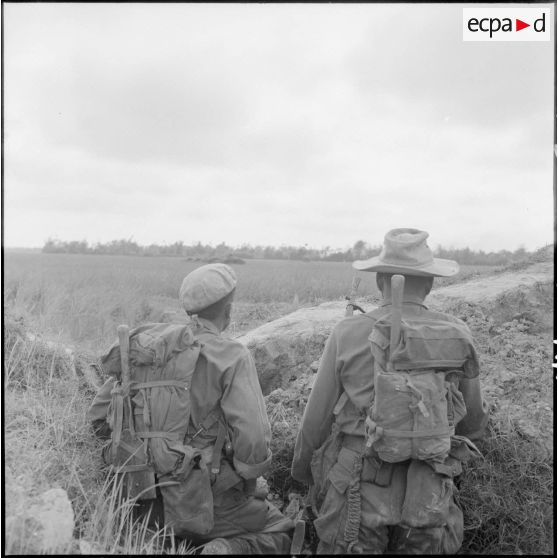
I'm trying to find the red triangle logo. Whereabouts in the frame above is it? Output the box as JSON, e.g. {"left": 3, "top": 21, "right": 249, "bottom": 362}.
{"left": 516, "top": 19, "right": 530, "bottom": 31}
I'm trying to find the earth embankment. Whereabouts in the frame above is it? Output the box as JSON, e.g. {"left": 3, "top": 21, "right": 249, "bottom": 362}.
{"left": 238, "top": 260, "right": 553, "bottom": 452}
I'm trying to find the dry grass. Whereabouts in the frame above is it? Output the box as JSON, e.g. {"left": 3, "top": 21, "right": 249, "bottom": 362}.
{"left": 4, "top": 252, "right": 496, "bottom": 350}
{"left": 3, "top": 253, "right": 552, "bottom": 555}
{"left": 265, "top": 389, "right": 307, "bottom": 499}
{"left": 3, "top": 320, "right": 197, "bottom": 555}
{"left": 458, "top": 421, "right": 553, "bottom": 555}
{"left": 78, "top": 474, "right": 196, "bottom": 555}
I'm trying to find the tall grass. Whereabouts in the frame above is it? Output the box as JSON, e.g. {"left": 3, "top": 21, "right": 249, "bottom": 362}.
{"left": 4, "top": 252, "right": 497, "bottom": 350}
{"left": 3, "top": 322, "right": 198, "bottom": 555}
{"left": 458, "top": 421, "right": 553, "bottom": 555}
{"left": 78, "top": 474, "right": 195, "bottom": 555}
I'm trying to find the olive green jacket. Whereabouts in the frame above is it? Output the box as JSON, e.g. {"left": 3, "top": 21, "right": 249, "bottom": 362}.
{"left": 88, "top": 318, "right": 272, "bottom": 479}
{"left": 291, "top": 299, "right": 489, "bottom": 484}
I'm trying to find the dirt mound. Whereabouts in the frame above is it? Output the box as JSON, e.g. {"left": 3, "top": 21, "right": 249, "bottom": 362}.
{"left": 441, "top": 297, "right": 553, "bottom": 454}
{"left": 429, "top": 261, "right": 553, "bottom": 330}
{"left": 265, "top": 374, "right": 315, "bottom": 500}
{"left": 4, "top": 314, "right": 102, "bottom": 394}
{"left": 238, "top": 302, "right": 345, "bottom": 394}
{"left": 258, "top": 261, "right": 553, "bottom": 554}
{"left": 253, "top": 260, "right": 553, "bottom": 488}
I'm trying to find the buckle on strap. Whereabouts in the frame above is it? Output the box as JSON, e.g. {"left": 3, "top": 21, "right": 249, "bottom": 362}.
{"left": 185, "top": 408, "right": 221, "bottom": 443}
{"left": 135, "top": 431, "right": 181, "bottom": 440}
{"left": 364, "top": 417, "right": 383, "bottom": 448}
{"left": 131, "top": 380, "right": 189, "bottom": 390}
{"left": 333, "top": 392, "right": 349, "bottom": 416}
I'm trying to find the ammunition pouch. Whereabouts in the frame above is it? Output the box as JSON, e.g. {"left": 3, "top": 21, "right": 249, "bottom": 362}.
{"left": 310, "top": 425, "right": 343, "bottom": 514}
{"left": 159, "top": 449, "right": 215, "bottom": 537}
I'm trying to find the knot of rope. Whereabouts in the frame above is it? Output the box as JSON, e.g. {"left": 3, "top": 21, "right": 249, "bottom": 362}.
{"left": 344, "top": 454, "right": 363, "bottom": 553}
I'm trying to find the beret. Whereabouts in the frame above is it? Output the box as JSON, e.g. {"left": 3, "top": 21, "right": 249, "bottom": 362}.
{"left": 179, "top": 263, "right": 237, "bottom": 313}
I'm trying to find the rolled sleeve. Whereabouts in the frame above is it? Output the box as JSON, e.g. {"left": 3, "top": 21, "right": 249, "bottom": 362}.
{"left": 221, "top": 348, "right": 272, "bottom": 479}
{"left": 291, "top": 329, "right": 341, "bottom": 483}
{"left": 233, "top": 448, "right": 272, "bottom": 479}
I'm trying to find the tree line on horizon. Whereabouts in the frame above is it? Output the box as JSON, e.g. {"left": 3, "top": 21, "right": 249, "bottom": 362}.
{"left": 41, "top": 238, "right": 542, "bottom": 266}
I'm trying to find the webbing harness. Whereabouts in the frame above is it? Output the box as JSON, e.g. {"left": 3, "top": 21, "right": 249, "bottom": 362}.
{"left": 109, "top": 379, "right": 228, "bottom": 477}
{"left": 365, "top": 417, "right": 455, "bottom": 450}
{"left": 185, "top": 407, "right": 229, "bottom": 477}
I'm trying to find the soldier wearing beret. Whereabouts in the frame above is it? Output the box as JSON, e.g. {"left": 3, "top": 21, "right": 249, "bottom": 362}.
{"left": 88, "top": 263, "right": 293, "bottom": 554}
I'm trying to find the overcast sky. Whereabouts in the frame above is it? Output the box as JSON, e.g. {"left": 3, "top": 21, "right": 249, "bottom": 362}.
{"left": 4, "top": 2, "right": 555, "bottom": 251}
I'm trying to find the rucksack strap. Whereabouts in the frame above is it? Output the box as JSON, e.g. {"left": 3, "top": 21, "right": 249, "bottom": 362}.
{"left": 130, "top": 380, "right": 192, "bottom": 428}
{"left": 185, "top": 408, "right": 229, "bottom": 477}
{"left": 135, "top": 431, "right": 181, "bottom": 440}
{"left": 131, "top": 380, "right": 190, "bottom": 390}
{"left": 211, "top": 421, "right": 228, "bottom": 476}
{"left": 333, "top": 392, "right": 349, "bottom": 416}
{"left": 365, "top": 415, "right": 455, "bottom": 448}
{"left": 186, "top": 408, "right": 222, "bottom": 443}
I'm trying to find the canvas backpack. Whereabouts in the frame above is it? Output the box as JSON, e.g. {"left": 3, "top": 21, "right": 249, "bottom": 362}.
{"left": 364, "top": 277, "right": 480, "bottom": 464}
{"left": 100, "top": 321, "right": 228, "bottom": 536}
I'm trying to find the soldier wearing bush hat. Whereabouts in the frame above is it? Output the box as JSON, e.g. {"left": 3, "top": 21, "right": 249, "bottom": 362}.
{"left": 352, "top": 228, "right": 460, "bottom": 277}
{"left": 292, "top": 228, "right": 488, "bottom": 555}
{"left": 89, "top": 262, "right": 294, "bottom": 554}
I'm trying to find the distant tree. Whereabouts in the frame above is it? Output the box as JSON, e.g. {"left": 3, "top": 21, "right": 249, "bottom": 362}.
{"left": 352, "top": 240, "right": 367, "bottom": 260}
{"left": 42, "top": 238, "right": 61, "bottom": 253}
{"left": 41, "top": 237, "right": 538, "bottom": 265}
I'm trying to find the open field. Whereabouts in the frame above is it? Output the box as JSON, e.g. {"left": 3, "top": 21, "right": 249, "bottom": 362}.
{"left": 4, "top": 252, "right": 499, "bottom": 350}
{"left": 3, "top": 250, "right": 553, "bottom": 554}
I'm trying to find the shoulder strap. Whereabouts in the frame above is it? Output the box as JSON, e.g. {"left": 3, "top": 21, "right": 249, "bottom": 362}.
{"left": 211, "top": 421, "right": 228, "bottom": 476}
{"left": 333, "top": 392, "right": 349, "bottom": 416}
{"left": 186, "top": 407, "right": 221, "bottom": 444}
{"left": 184, "top": 406, "right": 229, "bottom": 477}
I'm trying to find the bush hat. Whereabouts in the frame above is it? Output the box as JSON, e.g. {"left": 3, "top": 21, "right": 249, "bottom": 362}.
{"left": 179, "top": 263, "right": 237, "bottom": 313}
{"left": 352, "top": 228, "right": 459, "bottom": 277}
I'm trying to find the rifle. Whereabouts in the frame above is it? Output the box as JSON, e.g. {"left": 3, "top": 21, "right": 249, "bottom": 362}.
{"left": 345, "top": 276, "right": 365, "bottom": 316}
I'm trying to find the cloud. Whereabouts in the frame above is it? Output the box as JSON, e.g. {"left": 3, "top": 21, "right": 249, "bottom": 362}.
{"left": 3, "top": 3, "right": 554, "bottom": 251}
{"left": 347, "top": 5, "right": 554, "bottom": 129}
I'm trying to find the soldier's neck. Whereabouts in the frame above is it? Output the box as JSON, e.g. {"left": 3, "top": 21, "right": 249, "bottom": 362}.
{"left": 381, "top": 287, "right": 427, "bottom": 307}
{"left": 381, "top": 294, "right": 427, "bottom": 307}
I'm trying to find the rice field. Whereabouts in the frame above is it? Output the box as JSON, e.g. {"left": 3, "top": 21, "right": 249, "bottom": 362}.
{"left": 3, "top": 251, "right": 498, "bottom": 350}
